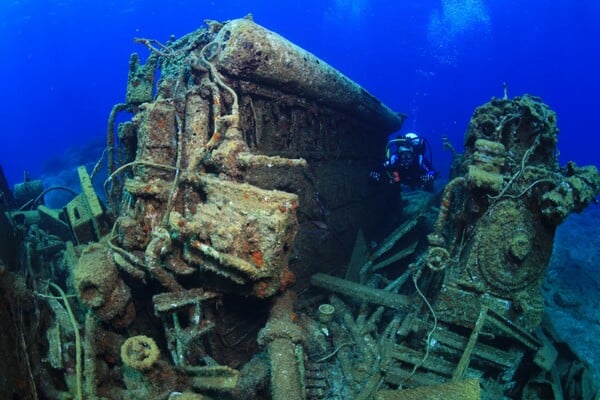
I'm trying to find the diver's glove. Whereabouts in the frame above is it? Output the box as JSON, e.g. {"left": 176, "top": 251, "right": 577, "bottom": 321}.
{"left": 421, "top": 170, "right": 436, "bottom": 182}
{"left": 383, "top": 155, "right": 398, "bottom": 168}
{"left": 369, "top": 171, "right": 381, "bottom": 182}
{"left": 389, "top": 154, "right": 398, "bottom": 166}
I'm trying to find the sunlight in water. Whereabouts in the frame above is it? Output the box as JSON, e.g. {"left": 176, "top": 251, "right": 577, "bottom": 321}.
{"left": 331, "top": 0, "right": 369, "bottom": 21}
{"left": 427, "top": 0, "right": 491, "bottom": 66}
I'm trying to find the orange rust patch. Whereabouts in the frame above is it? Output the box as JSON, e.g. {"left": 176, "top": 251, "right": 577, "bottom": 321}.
{"left": 254, "top": 281, "right": 269, "bottom": 298}
{"left": 156, "top": 118, "right": 167, "bottom": 130}
{"left": 279, "top": 269, "right": 296, "bottom": 291}
{"left": 251, "top": 250, "right": 265, "bottom": 268}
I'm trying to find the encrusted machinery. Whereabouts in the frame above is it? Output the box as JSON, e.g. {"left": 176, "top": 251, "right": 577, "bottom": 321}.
{"left": 425, "top": 95, "right": 600, "bottom": 330}
{"left": 105, "top": 15, "right": 403, "bottom": 300}
{"left": 72, "top": 15, "right": 401, "bottom": 400}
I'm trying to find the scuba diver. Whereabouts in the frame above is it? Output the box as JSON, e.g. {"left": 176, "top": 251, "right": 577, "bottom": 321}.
{"left": 370, "top": 131, "right": 437, "bottom": 191}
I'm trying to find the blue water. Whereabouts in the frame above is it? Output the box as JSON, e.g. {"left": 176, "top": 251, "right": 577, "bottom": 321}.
{"left": 0, "top": 0, "right": 599, "bottom": 187}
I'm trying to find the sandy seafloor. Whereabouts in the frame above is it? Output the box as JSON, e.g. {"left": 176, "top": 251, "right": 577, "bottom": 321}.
{"left": 544, "top": 204, "right": 600, "bottom": 385}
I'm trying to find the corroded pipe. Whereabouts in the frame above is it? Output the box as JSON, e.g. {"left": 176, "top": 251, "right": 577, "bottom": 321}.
{"left": 257, "top": 291, "right": 306, "bottom": 400}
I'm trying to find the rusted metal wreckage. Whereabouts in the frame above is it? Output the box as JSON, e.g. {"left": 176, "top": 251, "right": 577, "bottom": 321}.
{"left": 0, "top": 15, "right": 599, "bottom": 400}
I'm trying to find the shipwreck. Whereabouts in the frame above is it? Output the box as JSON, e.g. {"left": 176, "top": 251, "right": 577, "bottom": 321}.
{"left": 0, "top": 15, "right": 599, "bottom": 400}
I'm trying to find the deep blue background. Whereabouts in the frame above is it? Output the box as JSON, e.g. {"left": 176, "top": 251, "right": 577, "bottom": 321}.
{"left": 0, "top": 0, "right": 598, "bottom": 187}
